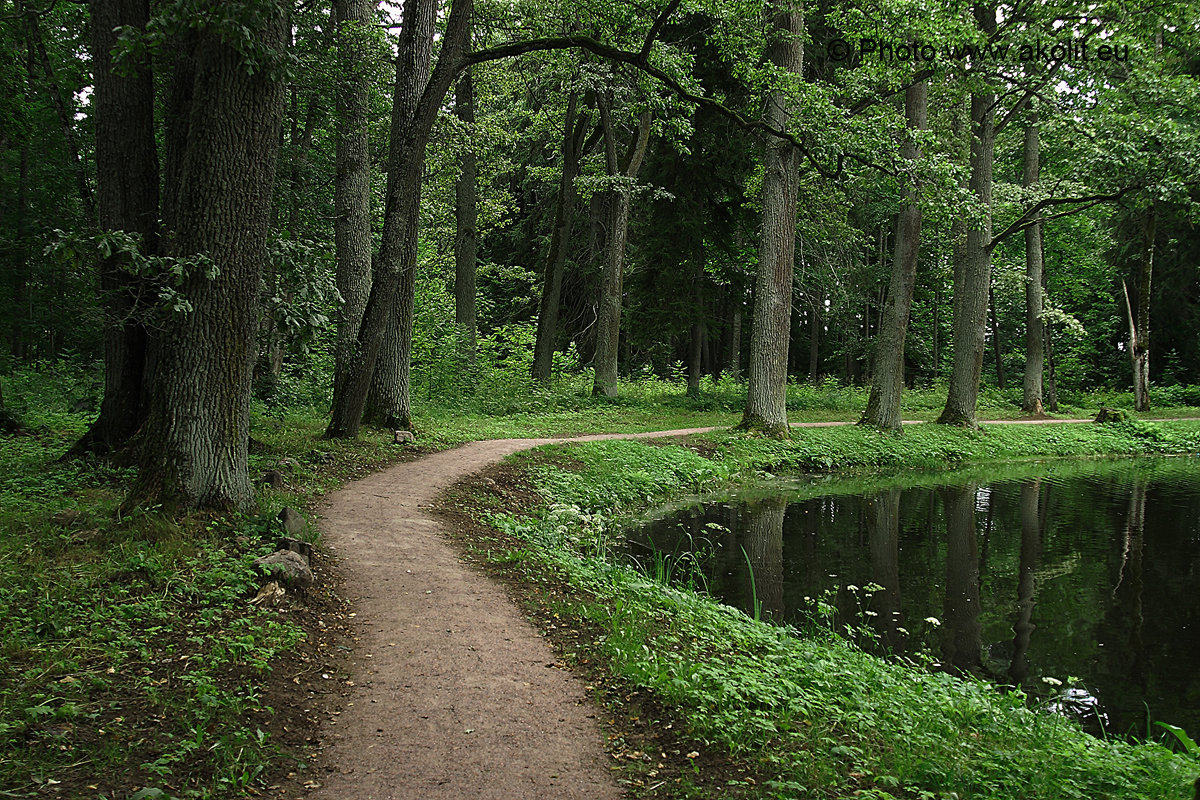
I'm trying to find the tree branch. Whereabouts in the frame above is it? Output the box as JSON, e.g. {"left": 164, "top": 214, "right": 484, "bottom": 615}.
{"left": 988, "top": 185, "right": 1142, "bottom": 247}
{"left": 465, "top": 34, "right": 853, "bottom": 179}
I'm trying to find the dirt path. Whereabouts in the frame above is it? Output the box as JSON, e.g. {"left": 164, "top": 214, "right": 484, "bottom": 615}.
{"left": 306, "top": 415, "right": 1186, "bottom": 797}
{"left": 308, "top": 429, "right": 715, "bottom": 800}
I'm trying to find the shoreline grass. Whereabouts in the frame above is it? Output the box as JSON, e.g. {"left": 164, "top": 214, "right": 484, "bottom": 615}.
{"left": 452, "top": 422, "right": 1200, "bottom": 799}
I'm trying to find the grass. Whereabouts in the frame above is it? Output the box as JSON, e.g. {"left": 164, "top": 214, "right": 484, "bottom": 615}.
{"left": 4, "top": 359, "right": 1200, "bottom": 798}
{"left": 452, "top": 429, "right": 1200, "bottom": 799}
{"left": 0, "top": 370, "right": 422, "bottom": 799}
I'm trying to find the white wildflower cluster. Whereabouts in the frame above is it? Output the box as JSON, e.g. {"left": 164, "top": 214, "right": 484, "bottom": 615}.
{"left": 546, "top": 503, "right": 607, "bottom": 548}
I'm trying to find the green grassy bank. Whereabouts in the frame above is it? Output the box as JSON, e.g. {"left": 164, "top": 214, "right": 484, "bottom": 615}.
{"left": 456, "top": 421, "right": 1200, "bottom": 799}
{"left": 0, "top": 401, "right": 413, "bottom": 799}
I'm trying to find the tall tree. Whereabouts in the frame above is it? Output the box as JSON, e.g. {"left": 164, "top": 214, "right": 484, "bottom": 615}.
{"left": 937, "top": 4, "right": 997, "bottom": 429}
{"left": 860, "top": 79, "right": 928, "bottom": 431}
{"left": 532, "top": 91, "right": 589, "bottom": 383}
{"left": 70, "top": 0, "right": 160, "bottom": 457}
{"left": 362, "top": 0, "right": 435, "bottom": 431}
{"left": 592, "top": 92, "right": 651, "bottom": 398}
{"left": 331, "top": 0, "right": 377, "bottom": 405}
{"left": 1124, "top": 204, "right": 1156, "bottom": 411}
{"left": 1021, "top": 119, "right": 1046, "bottom": 415}
{"left": 740, "top": 0, "right": 803, "bottom": 436}
{"left": 132, "top": 3, "right": 287, "bottom": 510}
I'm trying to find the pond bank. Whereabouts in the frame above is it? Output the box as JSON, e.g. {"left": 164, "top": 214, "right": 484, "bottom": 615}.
{"left": 443, "top": 420, "right": 1200, "bottom": 799}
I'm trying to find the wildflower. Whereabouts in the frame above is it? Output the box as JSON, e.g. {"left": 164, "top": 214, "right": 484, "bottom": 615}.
{"left": 1042, "top": 676, "right": 1063, "bottom": 686}
{"left": 924, "top": 616, "right": 941, "bottom": 627}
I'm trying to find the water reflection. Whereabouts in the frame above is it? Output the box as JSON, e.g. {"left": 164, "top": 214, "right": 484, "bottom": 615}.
{"left": 629, "top": 460, "right": 1200, "bottom": 739}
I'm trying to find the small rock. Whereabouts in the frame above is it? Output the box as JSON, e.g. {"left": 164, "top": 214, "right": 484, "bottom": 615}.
{"left": 393, "top": 429, "right": 416, "bottom": 444}
{"left": 254, "top": 550, "right": 313, "bottom": 590}
{"left": 279, "top": 507, "right": 306, "bottom": 536}
{"left": 259, "top": 470, "right": 284, "bottom": 489}
{"left": 279, "top": 536, "right": 314, "bottom": 560}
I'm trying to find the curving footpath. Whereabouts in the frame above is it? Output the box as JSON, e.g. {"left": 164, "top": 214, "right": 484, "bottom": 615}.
{"left": 307, "top": 416, "right": 1150, "bottom": 798}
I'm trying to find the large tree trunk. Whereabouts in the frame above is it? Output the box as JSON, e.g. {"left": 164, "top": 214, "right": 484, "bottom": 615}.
{"left": 740, "top": 0, "right": 803, "bottom": 436}
{"left": 132, "top": 10, "right": 287, "bottom": 511}
{"left": 331, "top": 0, "right": 377, "bottom": 409}
{"left": 362, "top": 0, "right": 435, "bottom": 431}
{"left": 454, "top": 67, "right": 478, "bottom": 365}
{"left": 860, "top": 80, "right": 927, "bottom": 431}
{"left": 328, "top": 0, "right": 465, "bottom": 438}
{"left": 1022, "top": 123, "right": 1046, "bottom": 415}
{"left": 591, "top": 96, "right": 650, "bottom": 398}
{"left": 532, "top": 94, "right": 588, "bottom": 382}
{"left": 938, "top": 10, "right": 996, "bottom": 430}
{"left": 70, "top": 0, "right": 160, "bottom": 458}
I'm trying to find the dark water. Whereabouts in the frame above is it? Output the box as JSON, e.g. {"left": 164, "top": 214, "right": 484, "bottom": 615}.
{"left": 629, "top": 459, "right": 1200, "bottom": 739}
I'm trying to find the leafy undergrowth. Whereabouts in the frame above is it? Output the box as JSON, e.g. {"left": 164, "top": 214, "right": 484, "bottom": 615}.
{"left": 0, "top": 400, "right": 426, "bottom": 799}
{"left": 446, "top": 435, "right": 1200, "bottom": 799}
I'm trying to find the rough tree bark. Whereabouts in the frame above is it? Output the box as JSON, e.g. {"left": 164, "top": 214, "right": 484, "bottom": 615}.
{"left": 70, "top": 0, "right": 160, "bottom": 458}
{"left": 1021, "top": 122, "right": 1046, "bottom": 414}
{"left": 331, "top": 0, "right": 376, "bottom": 406}
{"left": 132, "top": 9, "right": 287, "bottom": 511}
{"left": 531, "top": 94, "right": 588, "bottom": 382}
{"left": 592, "top": 96, "right": 651, "bottom": 398}
{"left": 740, "top": 0, "right": 803, "bottom": 436}
{"left": 362, "top": 0, "right": 434, "bottom": 431}
{"left": 860, "top": 80, "right": 927, "bottom": 431}
{"left": 938, "top": 8, "right": 996, "bottom": 429}
{"left": 328, "top": 0, "right": 461, "bottom": 437}
{"left": 454, "top": 67, "right": 478, "bottom": 365}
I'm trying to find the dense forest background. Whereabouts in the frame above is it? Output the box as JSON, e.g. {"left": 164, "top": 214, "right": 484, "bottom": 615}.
{"left": 1, "top": 0, "right": 1198, "bottom": 509}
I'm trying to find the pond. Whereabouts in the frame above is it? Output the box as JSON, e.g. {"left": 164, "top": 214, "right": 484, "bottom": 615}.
{"left": 628, "top": 458, "right": 1200, "bottom": 740}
